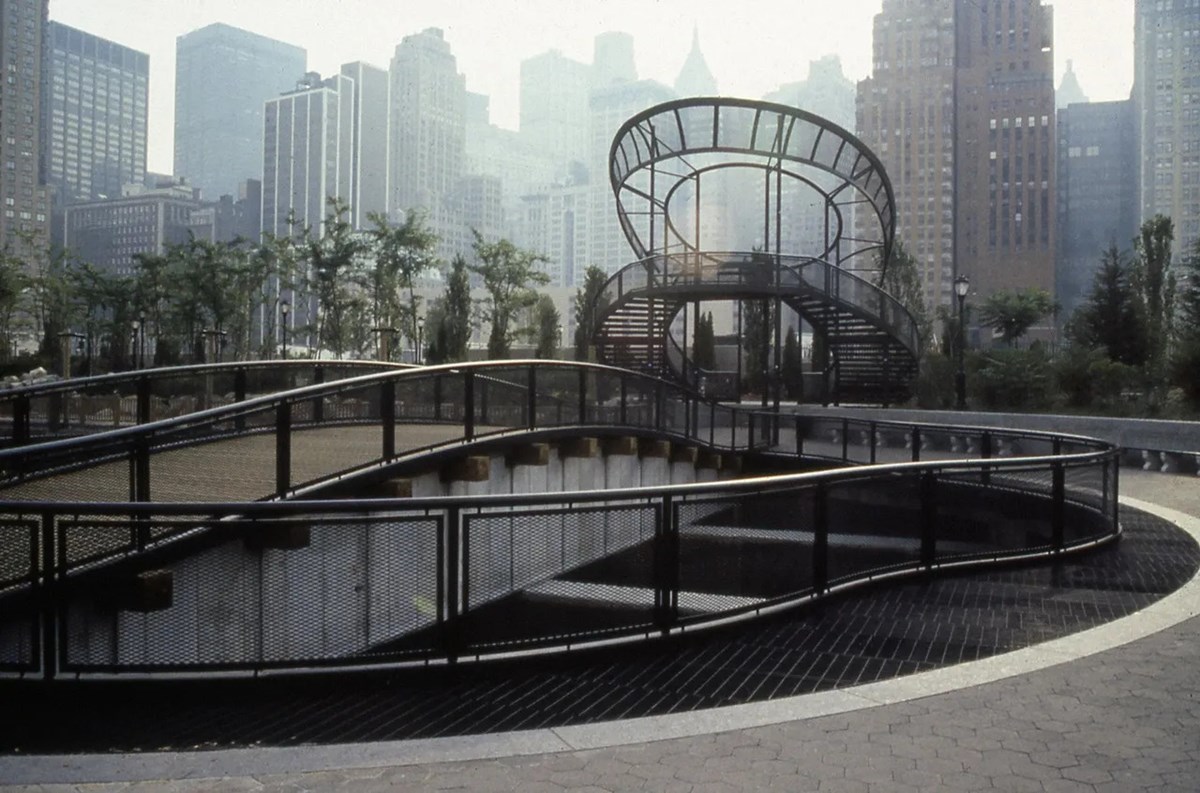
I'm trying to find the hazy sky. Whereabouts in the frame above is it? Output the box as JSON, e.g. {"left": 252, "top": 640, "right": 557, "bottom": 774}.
{"left": 49, "top": 0, "right": 1135, "bottom": 174}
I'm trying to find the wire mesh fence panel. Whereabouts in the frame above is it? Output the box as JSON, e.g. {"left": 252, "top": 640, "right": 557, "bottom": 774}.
{"left": 291, "top": 425, "right": 384, "bottom": 489}
{"left": 914, "top": 426, "right": 964, "bottom": 462}
{"left": 800, "top": 416, "right": 848, "bottom": 461}
{"left": 872, "top": 424, "right": 916, "bottom": 465}
{"left": 678, "top": 488, "right": 816, "bottom": 614}
{"left": 463, "top": 502, "right": 657, "bottom": 648}
{"left": 842, "top": 419, "right": 875, "bottom": 465}
{"left": 825, "top": 474, "right": 923, "bottom": 583}
{"left": 937, "top": 467, "right": 1055, "bottom": 561}
{"left": 1063, "top": 461, "right": 1110, "bottom": 546}
{"left": 0, "top": 519, "right": 35, "bottom": 590}
{"left": 0, "top": 608, "right": 36, "bottom": 671}
{"left": 995, "top": 433, "right": 1055, "bottom": 459}
{"left": 0, "top": 443, "right": 133, "bottom": 503}
{"left": 357, "top": 515, "right": 441, "bottom": 658}
{"left": 474, "top": 368, "right": 530, "bottom": 429}
{"left": 532, "top": 367, "right": 579, "bottom": 427}
{"left": 394, "top": 376, "right": 440, "bottom": 424}
{"left": 59, "top": 518, "right": 143, "bottom": 573}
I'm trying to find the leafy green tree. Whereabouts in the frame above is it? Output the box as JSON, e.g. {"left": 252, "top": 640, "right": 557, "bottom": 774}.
{"left": 573, "top": 265, "right": 611, "bottom": 361}
{"left": 1065, "top": 243, "right": 1148, "bottom": 367}
{"left": 877, "top": 241, "right": 932, "bottom": 348}
{"left": 441, "top": 254, "right": 472, "bottom": 362}
{"left": 977, "top": 288, "right": 1055, "bottom": 347}
{"left": 740, "top": 253, "right": 774, "bottom": 394}
{"left": 469, "top": 230, "right": 549, "bottom": 358}
{"left": 307, "top": 198, "right": 367, "bottom": 359}
{"left": 0, "top": 245, "right": 30, "bottom": 362}
{"left": 368, "top": 209, "right": 438, "bottom": 352}
{"left": 1132, "top": 214, "right": 1176, "bottom": 387}
{"left": 1172, "top": 236, "right": 1200, "bottom": 406}
{"left": 781, "top": 325, "right": 802, "bottom": 399}
{"left": 255, "top": 218, "right": 308, "bottom": 359}
{"left": 532, "top": 294, "right": 561, "bottom": 358}
{"left": 692, "top": 310, "right": 716, "bottom": 371}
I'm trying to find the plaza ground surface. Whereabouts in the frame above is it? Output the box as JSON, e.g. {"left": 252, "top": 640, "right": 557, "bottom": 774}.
{"left": 1, "top": 469, "right": 1198, "bottom": 791}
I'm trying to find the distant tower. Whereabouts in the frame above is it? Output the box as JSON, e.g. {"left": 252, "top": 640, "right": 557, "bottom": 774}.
{"left": 592, "top": 32, "right": 636, "bottom": 88}
{"left": 673, "top": 27, "right": 717, "bottom": 97}
{"left": 1056, "top": 60, "right": 1088, "bottom": 110}
{"left": 1134, "top": 0, "right": 1200, "bottom": 255}
{"left": 389, "top": 28, "right": 466, "bottom": 259}
{"left": 519, "top": 49, "right": 591, "bottom": 167}
{"left": 174, "top": 23, "right": 305, "bottom": 201}
{"left": 1, "top": 0, "right": 51, "bottom": 256}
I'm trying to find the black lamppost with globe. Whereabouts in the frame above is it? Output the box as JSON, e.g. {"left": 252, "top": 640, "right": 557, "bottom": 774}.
{"left": 954, "top": 274, "right": 970, "bottom": 410}
{"left": 280, "top": 300, "right": 290, "bottom": 360}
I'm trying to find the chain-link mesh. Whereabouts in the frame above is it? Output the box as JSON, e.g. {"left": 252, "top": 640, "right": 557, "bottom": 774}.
{"left": 0, "top": 520, "right": 35, "bottom": 590}
{"left": 0, "top": 610, "right": 36, "bottom": 671}
{"left": 825, "top": 474, "right": 923, "bottom": 583}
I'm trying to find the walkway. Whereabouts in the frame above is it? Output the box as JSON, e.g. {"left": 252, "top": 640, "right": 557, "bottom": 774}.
{"left": 0, "top": 470, "right": 1197, "bottom": 791}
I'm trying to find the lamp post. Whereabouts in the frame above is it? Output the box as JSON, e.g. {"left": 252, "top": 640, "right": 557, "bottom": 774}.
{"left": 954, "top": 275, "right": 970, "bottom": 410}
{"left": 280, "top": 300, "right": 289, "bottom": 360}
{"left": 131, "top": 319, "right": 140, "bottom": 370}
{"left": 416, "top": 316, "right": 425, "bottom": 365}
{"left": 136, "top": 310, "right": 146, "bottom": 368}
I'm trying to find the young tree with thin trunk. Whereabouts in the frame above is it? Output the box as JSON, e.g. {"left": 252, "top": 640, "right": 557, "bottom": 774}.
{"left": 469, "top": 230, "right": 549, "bottom": 359}
{"left": 573, "top": 265, "right": 610, "bottom": 362}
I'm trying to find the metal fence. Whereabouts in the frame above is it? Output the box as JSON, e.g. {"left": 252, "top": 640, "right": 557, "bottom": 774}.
{"left": 0, "top": 360, "right": 1119, "bottom": 679}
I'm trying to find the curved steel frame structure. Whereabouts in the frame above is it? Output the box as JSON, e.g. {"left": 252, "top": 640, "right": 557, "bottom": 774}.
{"left": 609, "top": 97, "right": 896, "bottom": 274}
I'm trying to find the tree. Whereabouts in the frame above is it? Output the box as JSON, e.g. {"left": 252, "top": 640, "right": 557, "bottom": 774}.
{"left": 0, "top": 245, "right": 30, "bottom": 362}
{"left": 740, "top": 253, "right": 775, "bottom": 393}
{"left": 469, "top": 230, "right": 549, "bottom": 358}
{"left": 573, "top": 265, "right": 610, "bottom": 361}
{"left": 255, "top": 218, "right": 308, "bottom": 359}
{"left": 307, "top": 198, "right": 367, "bottom": 359}
{"left": 1066, "top": 243, "right": 1148, "bottom": 367}
{"left": 1132, "top": 214, "right": 1176, "bottom": 385}
{"left": 368, "top": 209, "right": 438, "bottom": 353}
{"left": 532, "top": 294, "right": 561, "bottom": 358}
{"left": 692, "top": 310, "right": 716, "bottom": 371}
{"left": 977, "top": 288, "right": 1055, "bottom": 347}
{"left": 1172, "top": 236, "right": 1200, "bottom": 406}
{"left": 877, "top": 241, "right": 932, "bottom": 348}
{"left": 441, "top": 254, "right": 472, "bottom": 362}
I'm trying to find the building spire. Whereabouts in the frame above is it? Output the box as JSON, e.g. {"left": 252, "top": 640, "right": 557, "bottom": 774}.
{"left": 674, "top": 25, "right": 717, "bottom": 96}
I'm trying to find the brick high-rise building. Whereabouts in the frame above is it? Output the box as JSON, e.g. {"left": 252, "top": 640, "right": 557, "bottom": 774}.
{"left": 1134, "top": 0, "right": 1200, "bottom": 256}
{"left": 858, "top": 0, "right": 1057, "bottom": 333}
{"left": 1, "top": 0, "right": 51, "bottom": 257}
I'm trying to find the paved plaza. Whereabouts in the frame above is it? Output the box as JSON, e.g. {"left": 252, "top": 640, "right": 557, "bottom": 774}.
{"left": 0, "top": 470, "right": 1197, "bottom": 791}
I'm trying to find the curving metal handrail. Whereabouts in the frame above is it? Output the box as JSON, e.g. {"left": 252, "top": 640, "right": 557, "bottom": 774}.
{"left": 0, "top": 359, "right": 414, "bottom": 447}
{"left": 594, "top": 252, "right": 919, "bottom": 399}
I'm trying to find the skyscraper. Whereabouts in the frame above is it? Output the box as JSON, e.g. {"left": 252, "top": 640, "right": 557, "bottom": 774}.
{"left": 1, "top": 0, "right": 51, "bottom": 256}
{"left": 858, "top": 0, "right": 1057, "bottom": 324}
{"left": 1056, "top": 100, "right": 1137, "bottom": 319}
{"left": 1133, "top": 0, "right": 1200, "bottom": 255}
{"left": 519, "top": 50, "right": 591, "bottom": 169}
{"left": 388, "top": 28, "right": 466, "bottom": 260}
{"left": 262, "top": 63, "right": 388, "bottom": 236}
{"left": 673, "top": 27, "right": 717, "bottom": 97}
{"left": 174, "top": 23, "right": 305, "bottom": 201}
{"left": 41, "top": 22, "right": 148, "bottom": 247}
{"left": 1056, "top": 60, "right": 1088, "bottom": 110}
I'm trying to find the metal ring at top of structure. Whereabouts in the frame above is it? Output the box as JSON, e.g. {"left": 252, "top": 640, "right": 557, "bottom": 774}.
{"left": 608, "top": 97, "right": 897, "bottom": 277}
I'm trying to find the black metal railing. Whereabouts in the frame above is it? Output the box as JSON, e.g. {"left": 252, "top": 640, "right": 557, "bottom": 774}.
{"left": 0, "top": 360, "right": 1119, "bottom": 679}
{"left": 0, "top": 360, "right": 411, "bottom": 448}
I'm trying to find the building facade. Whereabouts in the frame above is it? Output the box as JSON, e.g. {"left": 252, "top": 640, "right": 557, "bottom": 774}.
{"left": 1056, "top": 100, "right": 1138, "bottom": 320}
{"left": 174, "top": 23, "right": 305, "bottom": 202}
{"left": 1134, "top": 0, "right": 1200, "bottom": 256}
{"left": 1, "top": 0, "right": 51, "bottom": 257}
{"left": 389, "top": 28, "right": 466, "bottom": 262}
{"left": 858, "top": 0, "right": 1057, "bottom": 330}
{"left": 63, "top": 182, "right": 200, "bottom": 276}
{"left": 519, "top": 50, "right": 591, "bottom": 170}
{"left": 41, "top": 22, "right": 147, "bottom": 206}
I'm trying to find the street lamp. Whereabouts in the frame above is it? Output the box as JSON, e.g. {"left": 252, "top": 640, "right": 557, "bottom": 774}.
{"left": 137, "top": 310, "right": 146, "bottom": 369}
{"left": 131, "top": 318, "right": 140, "bottom": 370}
{"left": 954, "top": 274, "right": 970, "bottom": 411}
{"left": 280, "top": 300, "right": 289, "bottom": 360}
{"left": 416, "top": 316, "right": 425, "bottom": 365}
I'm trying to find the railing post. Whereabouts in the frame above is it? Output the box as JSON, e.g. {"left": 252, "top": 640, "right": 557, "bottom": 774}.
{"left": 981, "top": 432, "right": 992, "bottom": 486}
{"left": 1111, "top": 457, "right": 1120, "bottom": 536}
{"left": 433, "top": 374, "right": 443, "bottom": 422}
{"left": 464, "top": 370, "right": 475, "bottom": 440}
{"left": 444, "top": 505, "right": 462, "bottom": 663}
{"left": 813, "top": 482, "right": 828, "bottom": 594}
{"left": 40, "top": 510, "right": 56, "bottom": 681}
{"left": 795, "top": 414, "right": 804, "bottom": 456}
{"left": 381, "top": 380, "right": 395, "bottom": 461}
{"left": 911, "top": 425, "right": 921, "bottom": 462}
{"left": 136, "top": 375, "right": 151, "bottom": 425}
{"left": 869, "top": 421, "right": 877, "bottom": 464}
{"left": 920, "top": 471, "right": 936, "bottom": 569}
{"left": 312, "top": 366, "right": 325, "bottom": 424}
{"left": 128, "top": 437, "right": 151, "bottom": 504}
{"left": 276, "top": 402, "right": 291, "bottom": 498}
{"left": 527, "top": 367, "right": 537, "bottom": 429}
{"left": 233, "top": 368, "right": 247, "bottom": 432}
{"left": 654, "top": 493, "right": 679, "bottom": 632}
{"left": 841, "top": 418, "right": 849, "bottom": 461}
{"left": 1052, "top": 462, "right": 1065, "bottom": 552}
{"left": 619, "top": 377, "right": 627, "bottom": 426}
{"left": 14, "top": 394, "right": 29, "bottom": 446}
{"left": 655, "top": 380, "right": 664, "bottom": 432}
{"left": 748, "top": 412, "right": 755, "bottom": 451}
{"left": 578, "top": 368, "right": 587, "bottom": 424}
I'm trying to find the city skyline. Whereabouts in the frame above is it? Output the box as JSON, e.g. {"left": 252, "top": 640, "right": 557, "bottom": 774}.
{"left": 50, "top": 0, "right": 1135, "bottom": 175}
